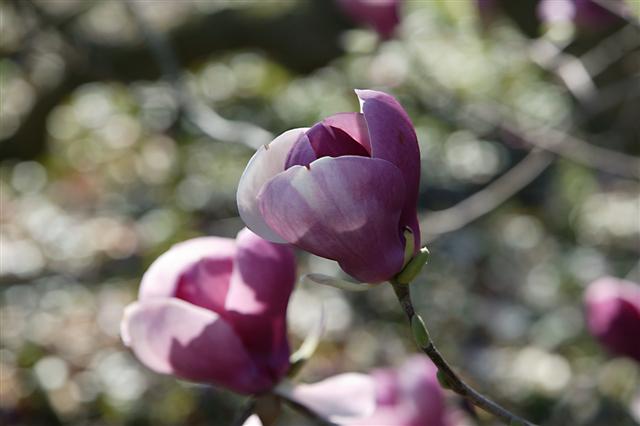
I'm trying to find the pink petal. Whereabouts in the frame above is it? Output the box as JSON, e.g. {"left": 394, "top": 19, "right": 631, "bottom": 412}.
{"left": 585, "top": 277, "right": 640, "bottom": 361}
{"left": 322, "top": 112, "right": 372, "bottom": 154}
{"left": 224, "top": 228, "right": 296, "bottom": 380}
{"left": 139, "top": 237, "right": 236, "bottom": 313}
{"left": 258, "top": 156, "right": 406, "bottom": 283}
{"left": 237, "top": 128, "right": 309, "bottom": 243}
{"left": 225, "top": 228, "right": 296, "bottom": 317}
{"left": 306, "top": 116, "right": 370, "bottom": 159}
{"left": 398, "top": 356, "right": 446, "bottom": 426}
{"left": 122, "top": 299, "right": 273, "bottom": 394}
{"left": 285, "top": 113, "right": 371, "bottom": 169}
{"left": 277, "top": 374, "right": 376, "bottom": 423}
{"left": 356, "top": 89, "right": 421, "bottom": 251}
{"left": 285, "top": 133, "right": 317, "bottom": 169}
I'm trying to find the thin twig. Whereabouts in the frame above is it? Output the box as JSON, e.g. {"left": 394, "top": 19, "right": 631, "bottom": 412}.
{"left": 406, "top": 40, "right": 640, "bottom": 180}
{"left": 580, "top": 26, "right": 640, "bottom": 77}
{"left": 230, "top": 398, "right": 256, "bottom": 426}
{"left": 529, "top": 39, "right": 597, "bottom": 106}
{"left": 122, "top": 0, "right": 273, "bottom": 149}
{"left": 591, "top": 0, "right": 640, "bottom": 29}
{"left": 421, "top": 149, "right": 554, "bottom": 241}
{"left": 390, "top": 281, "right": 537, "bottom": 426}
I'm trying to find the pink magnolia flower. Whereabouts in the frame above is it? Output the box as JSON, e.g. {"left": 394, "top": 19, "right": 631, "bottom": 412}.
{"left": 585, "top": 276, "right": 640, "bottom": 362}
{"left": 355, "top": 356, "right": 447, "bottom": 426}
{"left": 120, "top": 228, "right": 296, "bottom": 394}
{"left": 537, "top": 0, "right": 623, "bottom": 29}
{"left": 282, "top": 356, "right": 448, "bottom": 426}
{"left": 237, "top": 89, "right": 421, "bottom": 284}
{"left": 337, "top": 0, "right": 402, "bottom": 39}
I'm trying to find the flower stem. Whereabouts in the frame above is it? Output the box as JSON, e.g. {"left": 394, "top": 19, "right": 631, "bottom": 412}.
{"left": 230, "top": 398, "right": 255, "bottom": 426}
{"left": 390, "top": 281, "right": 537, "bottom": 426}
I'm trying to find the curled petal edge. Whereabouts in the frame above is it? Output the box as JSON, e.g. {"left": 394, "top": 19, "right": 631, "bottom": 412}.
{"left": 237, "top": 128, "right": 309, "bottom": 243}
{"left": 301, "top": 273, "right": 379, "bottom": 292}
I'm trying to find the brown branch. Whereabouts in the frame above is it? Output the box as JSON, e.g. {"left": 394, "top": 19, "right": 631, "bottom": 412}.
{"left": 407, "top": 40, "right": 640, "bottom": 180}
{"left": 421, "top": 149, "right": 554, "bottom": 241}
{"left": 591, "top": 0, "right": 640, "bottom": 29}
{"left": 122, "top": 0, "right": 273, "bottom": 149}
{"left": 3, "top": 0, "right": 353, "bottom": 160}
{"left": 391, "top": 281, "right": 537, "bottom": 426}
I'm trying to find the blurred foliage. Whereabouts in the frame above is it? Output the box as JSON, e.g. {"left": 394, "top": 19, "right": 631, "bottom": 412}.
{"left": 1, "top": 1, "right": 639, "bottom": 425}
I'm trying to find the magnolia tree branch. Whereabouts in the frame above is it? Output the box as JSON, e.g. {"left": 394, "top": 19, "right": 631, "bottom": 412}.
{"left": 123, "top": 0, "right": 273, "bottom": 149}
{"left": 591, "top": 0, "right": 640, "bottom": 29}
{"left": 390, "top": 281, "right": 537, "bottom": 426}
{"left": 421, "top": 149, "right": 554, "bottom": 241}
{"left": 5, "top": 0, "right": 352, "bottom": 159}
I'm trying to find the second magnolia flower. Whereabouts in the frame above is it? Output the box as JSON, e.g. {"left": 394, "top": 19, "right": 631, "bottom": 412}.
{"left": 121, "top": 228, "right": 296, "bottom": 394}
{"left": 237, "top": 89, "right": 421, "bottom": 283}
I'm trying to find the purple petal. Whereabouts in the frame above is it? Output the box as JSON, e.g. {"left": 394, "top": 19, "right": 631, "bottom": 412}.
{"left": 224, "top": 228, "right": 296, "bottom": 380}
{"left": 237, "top": 128, "right": 309, "bottom": 243}
{"left": 277, "top": 374, "right": 376, "bottom": 423}
{"left": 225, "top": 228, "right": 296, "bottom": 317}
{"left": 398, "top": 356, "right": 446, "bottom": 426}
{"left": 355, "top": 356, "right": 445, "bottom": 426}
{"left": 259, "top": 156, "right": 406, "bottom": 283}
{"left": 122, "top": 299, "right": 273, "bottom": 394}
{"left": 285, "top": 134, "right": 317, "bottom": 169}
{"left": 139, "top": 237, "right": 236, "bottom": 314}
{"left": 306, "top": 117, "right": 370, "bottom": 159}
{"left": 323, "top": 112, "right": 372, "bottom": 154}
{"left": 371, "top": 369, "right": 400, "bottom": 407}
{"left": 356, "top": 89, "right": 421, "bottom": 251}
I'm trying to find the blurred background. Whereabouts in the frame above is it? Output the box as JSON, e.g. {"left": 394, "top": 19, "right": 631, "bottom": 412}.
{"left": 1, "top": 0, "right": 639, "bottom": 425}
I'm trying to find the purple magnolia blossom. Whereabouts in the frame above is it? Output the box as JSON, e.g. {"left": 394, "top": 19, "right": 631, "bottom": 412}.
{"left": 337, "top": 0, "right": 402, "bottom": 39}
{"left": 355, "top": 356, "right": 448, "bottom": 426}
{"left": 237, "top": 89, "right": 421, "bottom": 284}
{"left": 538, "top": 0, "right": 623, "bottom": 29}
{"left": 585, "top": 276, "right": 640, "bottom": 362}
{"left": 120, "top": 228, "right": 296, "bottom": 394}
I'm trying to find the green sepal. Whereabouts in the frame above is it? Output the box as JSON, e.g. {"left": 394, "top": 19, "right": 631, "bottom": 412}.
{"left": 396, "top": 247, "right": 430, "bottom": 284}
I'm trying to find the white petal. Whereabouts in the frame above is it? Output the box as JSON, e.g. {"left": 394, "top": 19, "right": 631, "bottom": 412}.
{"left": 236, "top": 128, "right": 308, "bottom": 243}
{"left": 301, "top": 273, "right": 378, "bottom": 291}
{"left": 242, "top": 415, "right": 263, "bottom": 426}
{"left": 275, "top": 374, "right": 376, "bottom": 423}
{"left": 289, "top": 304, "right": 325, "bottom": 368}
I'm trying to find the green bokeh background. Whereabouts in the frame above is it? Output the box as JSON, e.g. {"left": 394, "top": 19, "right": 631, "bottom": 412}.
{"left": 1, "top": 1, "right": 639, "bottom": 425}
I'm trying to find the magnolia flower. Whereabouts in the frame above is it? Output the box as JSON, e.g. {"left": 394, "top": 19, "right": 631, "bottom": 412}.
{"left": 280, "top": 356, "right": 449, "bottom": 426}
{"left": 585, "top": 276, "right": 640, "bottom": 362}
{"left": 237, "top": 89, "right": 421, "bottom": 284}
{"left": 353, "top": 356, "right": 447, "bottom": 426}
{"left": 336, "top": 0, "right": 402, "bottom": 39}
{"left": 121, "top": 228, "right": 296, "bottom": 394}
